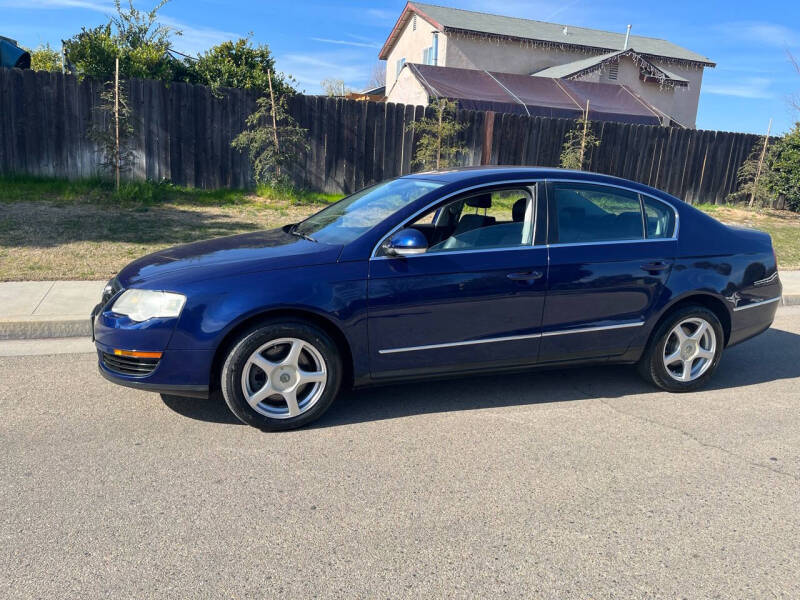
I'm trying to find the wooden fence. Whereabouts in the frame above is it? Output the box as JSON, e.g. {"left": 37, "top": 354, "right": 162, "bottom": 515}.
{"left": 0, "top": 67, "right": 762, "bottom": 204}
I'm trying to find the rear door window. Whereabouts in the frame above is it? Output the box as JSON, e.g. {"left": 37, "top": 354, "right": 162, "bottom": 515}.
{"left": 551, "top": 183, "right": 644, "bottom": 244}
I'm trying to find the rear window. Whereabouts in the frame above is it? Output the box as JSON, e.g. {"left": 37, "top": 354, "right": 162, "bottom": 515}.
{"left": 643, "top": 196, "right": 676, "bottom": 239}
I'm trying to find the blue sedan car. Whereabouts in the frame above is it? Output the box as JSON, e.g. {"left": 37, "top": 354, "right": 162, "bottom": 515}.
{"left": 93, "top": 167, "right": 782, "bottom": 430}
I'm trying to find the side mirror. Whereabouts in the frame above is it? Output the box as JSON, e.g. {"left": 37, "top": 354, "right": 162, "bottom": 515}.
{"left": 383, "top": 228, "right": 428, "bottom": 257}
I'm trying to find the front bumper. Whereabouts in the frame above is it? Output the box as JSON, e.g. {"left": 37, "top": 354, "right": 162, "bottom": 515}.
{"left": 97, "top": 363, "right": 209, "bottom": 398}
{"left": 92, "top": 300, "right": 214, "bottom": 398}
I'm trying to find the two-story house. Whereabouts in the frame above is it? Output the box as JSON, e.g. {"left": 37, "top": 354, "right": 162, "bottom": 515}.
{"left": 379, "top": 3, "right": 715, "bottom": 127}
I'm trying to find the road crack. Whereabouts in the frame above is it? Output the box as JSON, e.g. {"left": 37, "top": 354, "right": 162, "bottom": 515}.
{"left": 569, "top": 381, "right": 800, "bottom": 483}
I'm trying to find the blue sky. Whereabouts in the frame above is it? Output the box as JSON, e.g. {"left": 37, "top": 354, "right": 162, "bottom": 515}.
{"left": 3, "top": 0, "right": 799, "bottom": 134}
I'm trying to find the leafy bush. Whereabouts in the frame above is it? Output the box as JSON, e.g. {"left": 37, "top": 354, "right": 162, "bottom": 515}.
{"left": 63, "top": 0, "right": 180, "bottom": 82}
{"left": 407, "top": 98, "right": 466, "bottom": 170}
{"left": 560, "top": 115, "right": 600, "bottom": 171}
{"left": 728, "top": 136, "right": 774, "bottom": 207}
{"left": 190, "top": 37, "right": 295, "bottom": 95}
{"left": 767, "top": 122, "right": 800, "bottom": 211}
{"left": 27, "top": 43, "right": 61, "bottom": 72}
{"left": 232, "top": 87, "right": 308, "bottom": 186}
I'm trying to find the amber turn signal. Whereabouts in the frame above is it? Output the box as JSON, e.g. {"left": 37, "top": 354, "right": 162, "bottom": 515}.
{"left": 112, "top": 349, "right": 163, "bottom": 359}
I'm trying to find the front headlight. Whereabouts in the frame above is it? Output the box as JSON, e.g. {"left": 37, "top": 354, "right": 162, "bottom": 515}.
{"left": 111, "top": 289, "right": 186, "bottom": 322}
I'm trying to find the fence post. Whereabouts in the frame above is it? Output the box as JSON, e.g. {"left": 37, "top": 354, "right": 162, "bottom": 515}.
{"left": 481, "top": 111, "right": 495, "bottom": 165}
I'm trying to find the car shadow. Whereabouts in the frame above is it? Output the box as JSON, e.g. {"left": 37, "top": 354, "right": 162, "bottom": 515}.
{"left": 161, "top": 326, "right": 800, "bottom": 429}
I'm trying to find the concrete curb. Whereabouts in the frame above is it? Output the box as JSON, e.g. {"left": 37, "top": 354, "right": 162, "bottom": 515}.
{"left": 783, "top": 294, "right": 800, "bottom": 307}
{"left": 0, "top": 316, "right": 91, "bottom": 341}
{"left": 1, "top": 295, "right": 799, "bottom": 341}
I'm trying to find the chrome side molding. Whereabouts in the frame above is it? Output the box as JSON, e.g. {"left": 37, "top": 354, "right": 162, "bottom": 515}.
{"left": 378, "top": 320, "right": 645, "bottom": 355}
{"left": 732, "top": 296, "right": 781, "bottom": 312}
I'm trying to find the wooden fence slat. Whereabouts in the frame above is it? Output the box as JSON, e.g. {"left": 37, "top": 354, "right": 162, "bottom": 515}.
{"left": 0, "top": 67, "right": 768, "bottom": 200}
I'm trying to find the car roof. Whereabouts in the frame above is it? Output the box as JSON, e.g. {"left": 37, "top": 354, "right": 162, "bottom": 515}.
{"left": 402, "top": 166, "right": 679, "bottom": 203}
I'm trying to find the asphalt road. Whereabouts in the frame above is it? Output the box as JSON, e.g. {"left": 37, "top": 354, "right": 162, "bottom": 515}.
{"left": 2, "top": 309, "right": 800, "bottom": 599}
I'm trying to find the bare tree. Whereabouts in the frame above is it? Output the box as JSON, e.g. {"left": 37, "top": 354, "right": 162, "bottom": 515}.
{"left": 367, "top": 61, "right": 386, "bottom": 89}
{"left": 790, "top": 51, "right": 800, "bottom": 113}
{"left": 320, "top": 78, "right": 353, "bottom": 97}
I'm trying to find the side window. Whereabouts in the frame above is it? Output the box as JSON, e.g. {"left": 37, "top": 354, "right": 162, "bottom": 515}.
{"left": 552, "top": 184, "right": 643, "bottom": 244}
{"left": 408, "top": 187, "right": 534, "bottom": 253}
{"left": 643, "top": 196, "right": 676, "bottom": 239}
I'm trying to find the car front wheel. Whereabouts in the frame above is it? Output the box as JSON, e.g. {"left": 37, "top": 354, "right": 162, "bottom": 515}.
{"left": 221, "top": 320, "right": 342, "bottom": 430}
{"left": 638, "top": 305, "right": 724, "bottom": 392}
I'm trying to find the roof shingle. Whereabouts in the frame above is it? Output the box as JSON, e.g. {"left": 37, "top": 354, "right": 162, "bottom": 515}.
{"left": 408, "top": 2, "right": 714, "bottom": 66}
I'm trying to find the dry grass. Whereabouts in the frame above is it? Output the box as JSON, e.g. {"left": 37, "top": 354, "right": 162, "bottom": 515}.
{"left": 0, "top": 199, "right": 319, "bottom": 281}
{"left": 697, "top": 204, "right": 800, "bottom": 270}
{"left": 2, "top": 175, "right": 799, "bottom": 281}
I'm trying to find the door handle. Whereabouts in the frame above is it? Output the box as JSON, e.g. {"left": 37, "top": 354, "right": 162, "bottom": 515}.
{"left": 507, "top": 271, "right": 543, "bottom": 281}
{"left": 640, "top": 262, "right": 670, "bottom": 272}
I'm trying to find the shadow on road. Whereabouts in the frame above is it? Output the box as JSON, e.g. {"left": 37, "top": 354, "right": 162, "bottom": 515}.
{"left": 160, "top": 326, "right": 800, "bottom": 429}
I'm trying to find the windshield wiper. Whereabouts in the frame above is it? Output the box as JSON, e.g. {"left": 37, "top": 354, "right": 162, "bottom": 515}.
{"left": 289, "top": 224, "right": 318, "bottom": 243}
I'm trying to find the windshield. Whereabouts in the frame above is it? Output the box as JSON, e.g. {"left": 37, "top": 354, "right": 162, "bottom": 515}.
{"left": 293, "top": 178, "right": 443, "bottom": 245}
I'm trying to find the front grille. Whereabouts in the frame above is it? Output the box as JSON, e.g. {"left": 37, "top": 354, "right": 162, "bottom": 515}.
{"left": 102, "top": 352, "right": 159, "bottom": 377}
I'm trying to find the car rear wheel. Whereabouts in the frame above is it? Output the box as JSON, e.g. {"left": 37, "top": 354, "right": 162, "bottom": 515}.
{"left": 221, "top": 320, "right": 342, "bottom": 430}
{"left": 638, "top": 305, "right": 724, "bottom": 392}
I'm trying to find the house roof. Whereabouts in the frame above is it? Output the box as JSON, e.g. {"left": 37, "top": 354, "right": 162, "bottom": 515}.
{"left": 533, "top": 48, "right": 689, "bottom": 86}
{"left": 400, "top": 63, "right": 667, "bottom": 126}
{"left": 379, "top": 2, "right": 715, "bottom": 67}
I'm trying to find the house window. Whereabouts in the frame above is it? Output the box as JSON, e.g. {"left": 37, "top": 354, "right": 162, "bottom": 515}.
{"left": 607, "top": 62, "right": 619, "bottom": 81}
{"left": 396, "top": 58, "right": 406, "bottom": 78}
{"left": 422, "top": 47, "right": 432, "bottom": 65}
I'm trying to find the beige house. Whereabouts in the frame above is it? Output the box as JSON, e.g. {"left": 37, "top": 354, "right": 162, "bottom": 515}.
{"left": 379, "top": 2, "right": 715, "bottom": 127}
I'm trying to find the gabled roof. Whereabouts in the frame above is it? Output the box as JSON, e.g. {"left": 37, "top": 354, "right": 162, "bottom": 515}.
{"left": 533, "top": 48, "right": 689, "bottom": 86}
{"left": 379, "top": 2, "right": 714, "bottom": 67}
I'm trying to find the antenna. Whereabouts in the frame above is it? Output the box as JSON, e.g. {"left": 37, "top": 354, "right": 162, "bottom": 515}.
{"left": 624, "top": 24, "right": 632, "bottom": 49}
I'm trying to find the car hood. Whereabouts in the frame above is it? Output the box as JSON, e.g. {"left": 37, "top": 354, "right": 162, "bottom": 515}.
{"left": 117, "top": 227, "right": 343, "bottom": 287}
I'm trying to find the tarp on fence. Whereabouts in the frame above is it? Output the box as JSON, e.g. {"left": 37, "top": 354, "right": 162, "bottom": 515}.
{"left": 407, "top": 63, "right": 664, "bottom": 125}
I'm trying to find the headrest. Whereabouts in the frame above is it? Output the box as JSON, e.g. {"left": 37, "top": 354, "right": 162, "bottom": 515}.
{"left": 512, "top": 198, "right": 527, "bottom": 222}
{"left": 466, "top": 193, "right": 492, "bottom": 209}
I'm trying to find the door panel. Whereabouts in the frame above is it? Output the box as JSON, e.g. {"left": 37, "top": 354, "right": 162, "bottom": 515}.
{"left": 540, "top": 240, "right": 676, "bottom": 362}
{"left": 539, "top": 181, "right": 677, "bottom": 363}
{"left": 368, "top": 247, "right": 548, "bottom": 378}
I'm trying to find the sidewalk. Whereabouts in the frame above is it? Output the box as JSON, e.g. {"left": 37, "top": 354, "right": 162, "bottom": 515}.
{"left": 1, "top": 275, "right": 799, "bottom": 341}
{"left": 0, "top": 281, "right": 104, "bottom": 340}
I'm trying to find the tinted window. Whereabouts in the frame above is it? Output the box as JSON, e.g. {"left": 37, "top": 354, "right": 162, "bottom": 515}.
{"left": 643, "top": 197, "right": 676, "bottom": 239}
{"left": 409, "top": 188, "right": 533, "bottom": 253}
{"left": 553, "top": 184, "right": 643, "bottom": 244}
{"left": 294, "top": 178, "right": 443, "bottom": 245}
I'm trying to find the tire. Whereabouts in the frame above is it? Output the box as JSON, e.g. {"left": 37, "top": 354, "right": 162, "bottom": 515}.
{"left": 220, "top": 319, "right": 342, "bottom": 431}
{"left": 638, "top": 305, "right": 724, "bottom": 392}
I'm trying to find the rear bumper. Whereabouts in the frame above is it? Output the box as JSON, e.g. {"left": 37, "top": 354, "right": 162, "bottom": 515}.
{"left": 728, "top": 296, "right": 781, "bottom": 347}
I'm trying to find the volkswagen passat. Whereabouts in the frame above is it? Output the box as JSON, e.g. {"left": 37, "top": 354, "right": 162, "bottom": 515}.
{"left": 92, "top": 168, "right": 782, "bottom": 430}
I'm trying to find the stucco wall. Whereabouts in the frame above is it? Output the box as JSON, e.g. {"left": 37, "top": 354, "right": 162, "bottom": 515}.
{"left": 385, "top": 15, "right": 444, "bottom": 85}
{"left": 386, "top": 66, "right": 430, "bottom": 106}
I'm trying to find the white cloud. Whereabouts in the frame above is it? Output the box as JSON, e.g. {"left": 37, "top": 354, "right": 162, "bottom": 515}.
{"left": 160, "top": 16, "right": 239, "bottom": 56}
{"left": 704, "top": 77, "right": 774, "bottom": 99}
{"left": 0, "top": 0, "right": 112, "bottom": 11}
{"left": 715, "top": 22, "right": 799, "bottom": 48}
{"left": 364, "top": 8, "right": 396, "bottom": 23}
{"left": 277, "top": 51, "right": 370, "bottom": 93}
{"left": 311, "top": 37, "right": 380, "bottom": 49}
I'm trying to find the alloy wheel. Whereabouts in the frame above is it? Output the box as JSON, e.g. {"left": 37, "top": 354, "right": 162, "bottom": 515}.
{"left": 240, "top": 337, "right": 328, "bottom": 419}
{"left": 662, "top": 317, "right": 717, "bottom": 383}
